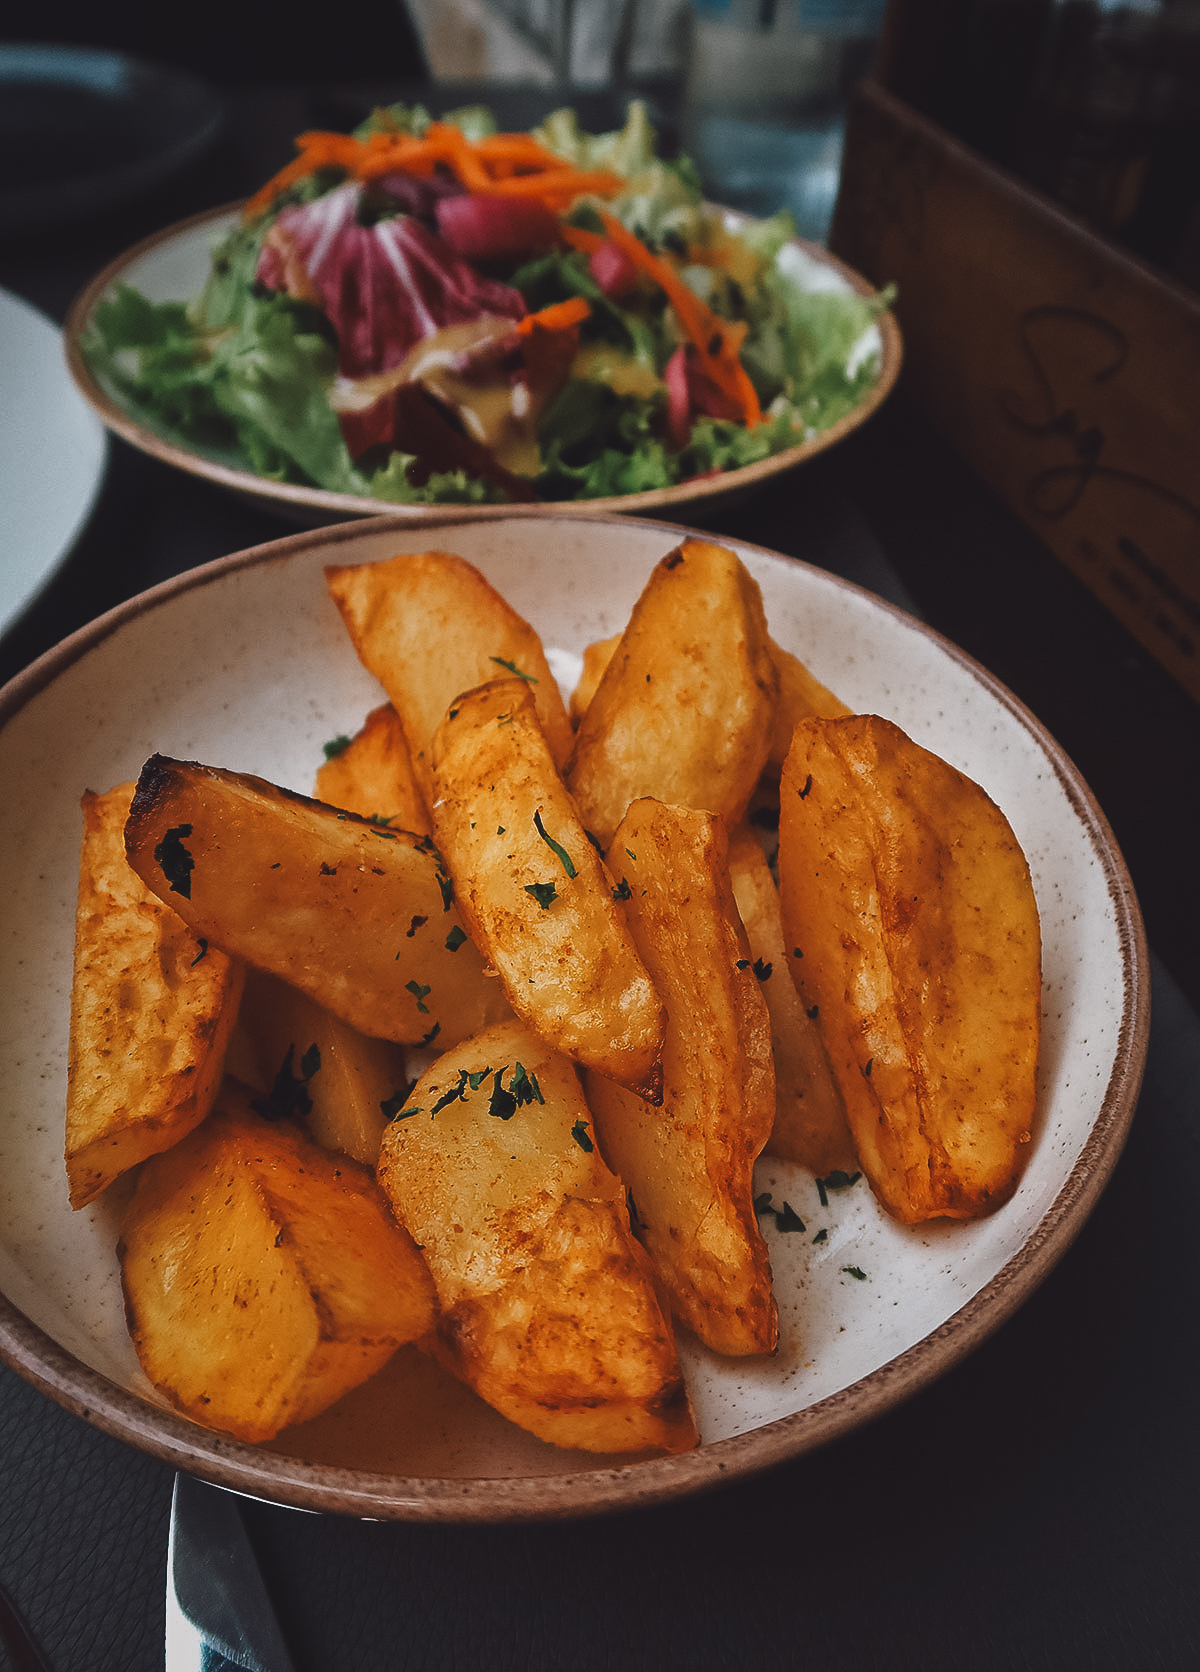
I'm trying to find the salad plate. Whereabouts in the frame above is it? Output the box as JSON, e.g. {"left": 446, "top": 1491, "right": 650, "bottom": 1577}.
{"left": 0, "top": 287, "right": 107, "bottom": 635}
{"left": 61, "top": 124, "right": 895, "bottom": 525}
{"left": 0, "top": 512, "right": 1146, "bottom": 1521}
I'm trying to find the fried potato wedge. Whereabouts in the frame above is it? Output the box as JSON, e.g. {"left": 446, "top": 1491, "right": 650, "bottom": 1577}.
{"left": 124, "top": 755, "right": 509, "bottom": 1049}
{"left": 766, "top": 644, "right": 851, "bottom": 772}
{"left": 377, "top": 1021, "right": 697, "bottom": 1455}
{"left": 564, "top": 538, "right": 779, "bottom": 848}
{"left": 727, "top": 826, "right": 857, "bottom": 1177}
{"left": 569, "top": 631, "right": 620, "bottom": 724}
{"left": 314, "top": 702, "right": 428, "bottom": 833}
{"left": 778, "top": 715, "right": 1042, "bottom": 1224}
{"left": 119, "top": 1083, "right": 436, "bottom": 1442}
{"left": 586, "top": 801, "right": 778, "bottom": 1357}
{"left": 571, "top": 630, "right": 846, "bottom": 777}
{"left": 227, "top": 967, "right": 409, "bottom": 1166}
{"left": 430, "top": 678, "right": 664, "bottom": 1098}
{"left": 325, "top": 550, "right": 574, "bottom": 805}
{"left": 65, "top": 783, "right": 244, "bottom": 1209}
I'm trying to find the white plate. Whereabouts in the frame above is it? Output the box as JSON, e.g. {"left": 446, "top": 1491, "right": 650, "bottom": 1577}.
{"left": 0, "top": 288, "right": 107, "bottom": 634}
{"left": 63, "top": 203, "right": 901, "bottom": 526}
{"left": 0, "top": 513, "right": 1147, "bottom": 1521}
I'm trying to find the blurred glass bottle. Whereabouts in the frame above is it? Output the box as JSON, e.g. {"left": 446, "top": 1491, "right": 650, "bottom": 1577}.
{"left": 683, "top": 0, "right": 888, "bottom": 239}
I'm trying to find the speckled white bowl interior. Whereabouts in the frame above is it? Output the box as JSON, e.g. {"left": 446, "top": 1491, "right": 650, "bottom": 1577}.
{"left": 0, "top": 512, "right": 1148, "bottom": 1521}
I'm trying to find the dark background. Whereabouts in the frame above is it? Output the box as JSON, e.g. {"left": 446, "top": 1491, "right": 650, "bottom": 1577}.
{"left": 2, "top": 9, "right": 1199, "bottom": 1668}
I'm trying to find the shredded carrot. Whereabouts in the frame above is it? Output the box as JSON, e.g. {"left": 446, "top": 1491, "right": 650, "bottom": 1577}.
{"left": 516, "top": 297, "right": 592, "bottom": 336}
{"left": 244, "top": 124, "right": 625, "bottom": 220}
{"left": 596, "top": 210, "right": 762, "bottom": 428}
{"left": 557, "top": 223, "right": 607, "bottom": 255}
{"left": 481, "top": 167, "right": 625, "bottom": 204}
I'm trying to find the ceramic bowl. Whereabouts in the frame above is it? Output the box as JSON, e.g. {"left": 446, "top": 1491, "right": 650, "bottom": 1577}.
{"left": 63, "top": 204, "right": 901, "bottom": 526}
{"left": 0, "top": 512, "right": 1147, "bottom": 1521}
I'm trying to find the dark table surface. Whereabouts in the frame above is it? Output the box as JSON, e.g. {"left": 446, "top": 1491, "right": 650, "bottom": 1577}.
{"left": 2, "top": 73, "right": 1199, "bottom": 1672}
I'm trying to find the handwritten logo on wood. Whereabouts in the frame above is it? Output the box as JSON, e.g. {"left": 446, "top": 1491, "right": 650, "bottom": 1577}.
{"left": 997, "top": 305, "right": 1200, "bottom": 673}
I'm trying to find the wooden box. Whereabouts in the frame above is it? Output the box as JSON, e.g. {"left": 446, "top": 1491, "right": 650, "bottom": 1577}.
{"left": 830, "top": 80, "right": 1200, "bottom": 701}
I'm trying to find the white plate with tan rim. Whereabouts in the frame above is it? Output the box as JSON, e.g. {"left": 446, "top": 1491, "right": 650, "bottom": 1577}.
{"left": 0, "top": 512, "right": 1147, "bottom": 1522}
{"left": 63, "top": 202, "right": 901, "bottom": 527}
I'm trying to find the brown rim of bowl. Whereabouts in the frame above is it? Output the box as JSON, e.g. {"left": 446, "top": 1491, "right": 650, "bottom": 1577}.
{"left": 0, "top": 512, "right": 1148, "bottom": 1523}
{"left": 62, "top": 200, "right": 903, "bottom": 523}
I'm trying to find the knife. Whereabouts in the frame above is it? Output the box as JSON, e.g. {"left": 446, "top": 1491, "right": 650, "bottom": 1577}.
{"left": 168, "top": 1473, "right": 298, "bottom": 1672}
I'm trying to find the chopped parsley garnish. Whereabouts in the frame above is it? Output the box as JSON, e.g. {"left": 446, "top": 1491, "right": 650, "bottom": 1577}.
{"left": 533, "top": 809, "right": 578, "bottom": 878}
{"left": 319, "top": 861, "right": 338, "bottom": 876}
{"left": 419, "top": 1022, "right": 441, "bottom": 1048}
{"left": 496, "top": 824, "right": 506, "bottom": 835}
{"left": 444, "top": 925, "right": 468, "bottom": 951}
{"left": 154, "top": 824, "right": 194, "bottom": 899}
{"left": 431, "top": 1073, "right": 470, "bottom": 1113}
{"left": 510, "top": 1062, "right": 544, "bottom": 1106}
{"left": 322, "top": 734, "right": 351, "bottom": 759}
{"left": 798, "top": 774, "right": 813, "bottom": 799}
{"left": 841, "top": 1265, "right": 868, "bottom": 1281}
{"left": 525, "top": 881, "right": 558, "bottom": 909}
{"left": 190, "top": 938, "right": 208, "bottom": 966}
{"left": 251, "top": 1042, "right": 320, "bottom": 1122}
{"left": 863, "top": 1057, "right": 874, "bottom": 1078}
{"left": 736, "top": 958, "right": 750, "bottom": 970}
{"left": 806, "top": 1003, "right": 820, "bottom": 1020}
{"left": 753, "top": 958, "right": 773, "bottom": 982}
{"left": 406, "top": 914, "right": 428, "bottom": 937}
{"left": 490, "top": 656, "right": 537, "bottom": 683}
{"left": 571, "top": 1118, "right": 594, "bottom": 1153}
{"left": 382, "top": 1086, "right": 417, "bottom": 1121}
{"left": 488, "top": 1069, "right": 517, "bottom": 1120}
{"left": 812, "top": 1228, "right": 828, "bottom": 1244}
{"left": 612, "top": 877, "right": 632, "bottom": 901}
{"left": 754, "top": 1193, "right": 805, "bottom": 1232}
{"left": 436, "top": 869, "right": 454, "bottom": 911}
{"left": 467, "top": 1066, "right": 493, "bottom": 1090}
{"left": 624, "top": 847, "right": 637, "bottom": 861}
{"left": 815, "top": 1169, "right": 862, "bottom": 1208}
{"left": 406, "top": 979, "right": 432, "bottom": 1014}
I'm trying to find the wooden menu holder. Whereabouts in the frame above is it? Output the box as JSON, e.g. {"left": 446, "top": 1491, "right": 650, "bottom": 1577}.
{"left": 829, "top": 79, "right": 1200, "bottom": 702}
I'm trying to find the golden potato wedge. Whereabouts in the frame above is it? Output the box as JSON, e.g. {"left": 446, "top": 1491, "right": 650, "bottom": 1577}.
{"left": 430, "top": 678, "right": 664, "bottom": 1098}
{"left": 727, "top": 825, "right": 857, "bottom": 1177}
{"left": 314, "top": 702, "right": 428, "bottom": 833}
{"left": 778, "top": 714, "right": 1042, "bottom": 1225}
{"left": 586, "top": 800, "right": 778, "bottom": 1357}
{"left": 377, "top": 1020, "right": 696, "bottom": 1455}
{"left": 571, "top": 630, "right": 846, "bottom": 777}
{"left": 564, "top": 538, "right": 779, "bottom": 848}
{"left": 569, "top": 632, "right": 620, "bottom": 725}
{"left": 227, "top": 967, "right": 409, "bottom": 1166}
{"left": 325, "top": 550, "right": 574, "bottom": 805}
{"left": 766, "top": 643, "right": 851, "bottom": 772}
{"left": 124, "top": 755, "right": 511, "bottom": 1049}
{"left": 65, "top": 783, "right": 244, "bottom": 1209}
{"left": 119, "top": 1082, "right": 436, "bottom": 1442}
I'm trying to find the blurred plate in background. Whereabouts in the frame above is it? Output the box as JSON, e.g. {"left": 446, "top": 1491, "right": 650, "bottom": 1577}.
{"left": 0, "top": 287, "right": 107, "bottom": 634}
{"left": 0, "top": 45, "right": 225, "bottom": 235}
